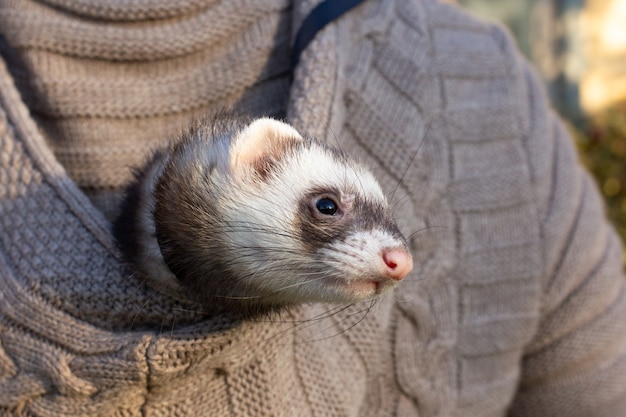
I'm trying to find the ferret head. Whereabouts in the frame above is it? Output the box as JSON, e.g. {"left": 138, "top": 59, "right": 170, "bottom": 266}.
{"left": 152, "top": 117, "right": 412, "bottom": 313}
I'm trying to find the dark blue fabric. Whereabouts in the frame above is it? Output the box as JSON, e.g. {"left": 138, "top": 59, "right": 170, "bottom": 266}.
{"left": 291, "top": 0, "right": 368, "bottom": 69}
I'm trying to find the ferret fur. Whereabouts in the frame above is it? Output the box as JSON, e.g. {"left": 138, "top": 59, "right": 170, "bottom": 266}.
{"left": 114, "top": 116, "right": 412, "bottom": 316}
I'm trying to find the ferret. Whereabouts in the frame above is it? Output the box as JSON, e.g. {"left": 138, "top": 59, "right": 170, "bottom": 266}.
{"left": 114, "top": 116, "right": 413, "bottom": 316}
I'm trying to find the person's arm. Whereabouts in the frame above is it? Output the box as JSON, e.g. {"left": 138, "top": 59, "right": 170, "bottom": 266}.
{"left": 508, "top": 60, "right": 626, "bottom": 416}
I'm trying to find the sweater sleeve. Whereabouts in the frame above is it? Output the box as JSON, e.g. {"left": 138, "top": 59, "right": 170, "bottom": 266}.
{"left": 507, "top": 59, "right": 626, "bottom": 416}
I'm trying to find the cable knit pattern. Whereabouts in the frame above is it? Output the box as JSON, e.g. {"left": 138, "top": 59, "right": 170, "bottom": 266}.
{"left": 0, "top": 0, "right": 625, "bottom": 415}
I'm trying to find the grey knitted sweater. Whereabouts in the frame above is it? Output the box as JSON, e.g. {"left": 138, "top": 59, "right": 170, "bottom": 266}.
{"left": 0, "top": 0, "right": 625, "bottom": 416}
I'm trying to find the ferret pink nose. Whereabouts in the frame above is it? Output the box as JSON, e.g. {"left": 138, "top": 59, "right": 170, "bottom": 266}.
{"left": 381, "top": 248, "right": 413, "bottom": 280}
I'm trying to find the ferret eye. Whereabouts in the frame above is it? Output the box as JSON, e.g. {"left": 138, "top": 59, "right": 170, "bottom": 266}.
{"left": 315, "top": 198, "right": 338, "bottom": 216}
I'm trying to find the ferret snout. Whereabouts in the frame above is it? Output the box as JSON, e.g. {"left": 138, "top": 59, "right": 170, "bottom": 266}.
{"left": 381, "top": 247, "right": 413, "bottom": 281}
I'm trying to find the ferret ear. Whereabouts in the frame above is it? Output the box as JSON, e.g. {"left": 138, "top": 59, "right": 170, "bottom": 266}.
{"left": 229, "top": 118, "right": 304, "bottom": 176}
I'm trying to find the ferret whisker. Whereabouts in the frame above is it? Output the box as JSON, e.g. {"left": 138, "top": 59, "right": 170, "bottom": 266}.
{"left": 198, "top": 249, "right": 306, "bottom": 264}
{"left": 250, "top": 306, "right": 356, "bottom": 352}
{"left": 131, "top": 292, "right": 155, "bottom": 330}
{"left": 324, "top": 115, "right": 341, "bottom": 150}
{"left": 328, "top": 300, "right": 376, "bottom": 335}
{"left": 217, "top": 269, "right": 326, "bottom": 292}
{"left": 292, "top": 301, "right": 376, "bottom": 344}
{"left": 220, "top": 225, "right": 298, "bottom": 238}
{"left": 219, "top": 248, "right": 304, "bottom": 257}
{"left": 261, "top": 303, "right": 354, "bottom": 324}
{"left": 296, "top": 303, "right": 363, "bottom": 332}
{"left": 267, "top": 275, "right": 332, "bottom": 292}
{"left": 213, "top": 294, "right": 270, "bottom": 300}
{"left": 390, "top": 192, "right": 413, "bottom": 213}
{"left": 333, "top": 299, "right": 376, "bottom": 321}
{"left": 407, "top": 225, "right": 452, "bottom": 240}
{"left": 348, "top": 175, "right": 370, "bottom": 211}
{"left": 170, "top": 316, "right": 177, "bottom": 336}
{"left": 266, "top": 299, "right": 377, "bottom": 343}
{"left": 388, "top": 121, "right": 432, "bottom": 204}
{"left": 228, "top": 269, "right": 328, "bottom": 289}
{"left": 266, "top": 304, "right": 358, "bottom": 344}
{"left": 170, "top": 305, "right": 210, "bottom": 315}
{"left": 323, "top": 118, "right": 371, "bottom": 202}
{"left": 315, "top": 303, "right": 366, "bottom": 323}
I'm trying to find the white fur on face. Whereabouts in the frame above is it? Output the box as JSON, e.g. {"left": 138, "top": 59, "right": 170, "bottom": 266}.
{"left": 228, "top": 118, "right": 385, "bottom": 205}
{"left": 320, "top": 229, "right": 403, "bottom": 276}
{"left": 301, "top": 229, "right": 408, "bottom": 302}
{"left": 214, "top": 123, "right": 395, "bottom": 304}
{"left": 222, "top": 140, "right": 387, "bottom": 248}
{"left": 278, "top": 144, "right": 386, "bottom": 203}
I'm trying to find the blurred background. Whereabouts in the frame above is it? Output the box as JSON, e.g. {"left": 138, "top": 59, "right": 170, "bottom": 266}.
{"left": 453, "top": 0, "right": 626, "bottom": 251}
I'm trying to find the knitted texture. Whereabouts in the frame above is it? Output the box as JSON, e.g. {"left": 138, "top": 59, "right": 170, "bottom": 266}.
{"left": 0, "top": 0, "right": 625, "bottom": 415}
{"left": 0, "top": 0, "right": 293, "bottom": 220}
